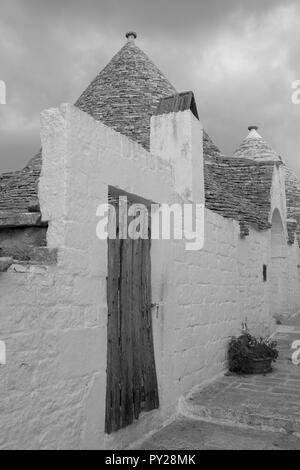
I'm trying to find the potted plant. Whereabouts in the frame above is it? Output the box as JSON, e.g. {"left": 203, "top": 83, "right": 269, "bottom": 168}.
{"left": 228, "top": 322, "right": 279, "bottom": 375}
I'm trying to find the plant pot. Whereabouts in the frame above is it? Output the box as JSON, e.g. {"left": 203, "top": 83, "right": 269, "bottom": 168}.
{"left": 249, "top": 357, "right": 273, "bottom": 374}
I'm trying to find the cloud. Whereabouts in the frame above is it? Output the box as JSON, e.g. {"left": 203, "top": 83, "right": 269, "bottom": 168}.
{"left": 0, "top": 0, "right": 299, "bottom": 176}
{"left": 186, "top": 4, "right": 300, "bottom": 167}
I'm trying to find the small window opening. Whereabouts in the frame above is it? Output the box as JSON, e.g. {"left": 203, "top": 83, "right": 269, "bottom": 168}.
{"left": 263, "top": 264, "right": 267, "bottom": 282}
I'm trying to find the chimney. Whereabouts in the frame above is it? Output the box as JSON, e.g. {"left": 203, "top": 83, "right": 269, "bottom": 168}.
{"left": 150, "top": 91, "right": 204, "bottom": 204}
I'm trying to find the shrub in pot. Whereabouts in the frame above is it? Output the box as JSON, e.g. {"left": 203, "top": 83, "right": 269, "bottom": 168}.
{"left": 228, "top": 331, "right": 279, "bottom": 375}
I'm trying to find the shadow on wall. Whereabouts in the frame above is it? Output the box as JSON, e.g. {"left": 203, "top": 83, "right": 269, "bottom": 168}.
{"left": 270, "top": 208, "right": 288, "bottom": 317}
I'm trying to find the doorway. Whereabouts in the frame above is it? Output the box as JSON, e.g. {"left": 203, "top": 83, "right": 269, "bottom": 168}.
{"left": 105, "top": 188, "right": 159, "bottom": 434}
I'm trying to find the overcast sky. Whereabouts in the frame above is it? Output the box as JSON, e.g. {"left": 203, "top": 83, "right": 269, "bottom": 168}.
{"left": 0, "top": 0, "right": 300, "bottom": 176}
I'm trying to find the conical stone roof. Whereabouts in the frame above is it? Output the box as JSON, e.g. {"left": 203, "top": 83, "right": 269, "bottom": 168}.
{"left": 0, "top": 35, "right": 176, "bottom": 213}
{"left": 233, "top": 127, "right": 280, "bottom": 162}
{"left": 75, "top": 36, "right": 176, "bottom": 150}
{"left": 233, "top": 126, "right": 300, "bottom": 246}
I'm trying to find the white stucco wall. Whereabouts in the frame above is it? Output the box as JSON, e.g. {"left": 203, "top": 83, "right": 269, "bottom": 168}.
{"left": 286, "top": 242, "right": 300, "bottom": 313}
{"left": 270, "top": 164, "right": 287, "bottom": 228}
{"left": 150, "top": 110, "right": 204, "bottom": 204}
{"left": 0, "top": 103, "right": 299, "bottom": 450}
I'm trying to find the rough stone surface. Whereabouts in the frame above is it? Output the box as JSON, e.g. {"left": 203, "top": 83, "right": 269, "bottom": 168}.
{"left": 0, "top": 257, "right": 13, "bottom": 272}
{"left": 135, "top": 418, "right": 300, "bottom": 450}
{"left": 0, "top": 226, "right": 47, "bottom": 252}
{"left": 0, "top": 211, "right": 45, "bottom": 228}
{"left": 0, "top": 246, "right": 58, "bottom": 265}
{"left": 233, "top": 128, "right": 279, "bottom": 161}
{"left": 0, "top": 151, "right": 41, "bottom": 213}
{"left": 204, "top": 156, "right": 275, "bottom": 232}
{"left": 285, "top": 165, "right": 300, "bottom": 246}
{"left": 75, "top": 39, "right": 176, "bottom": 151}
{"left": 203, "top": 131, "right": 226, "bottom": 159}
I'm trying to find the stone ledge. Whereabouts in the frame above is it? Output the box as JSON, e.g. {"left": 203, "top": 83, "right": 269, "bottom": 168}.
{"left": 0, "top": 212, "right": 47, "bottom": 229}
{"left": 7, "top": 263, "right": 50, "bottom": 274}
{"left": 0, "top": 257, "right": 13, "bottom": 272}
{"left": 0, "top": 246, "right": 57, "bottom": 265}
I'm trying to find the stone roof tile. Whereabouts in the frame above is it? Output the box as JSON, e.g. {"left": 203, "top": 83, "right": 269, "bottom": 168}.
{"left": 233, "top": 127, "right": 279, "bottom": 161}
{"left": 284, "top": 165, "right": 300, "bottom": 245}
{"left": 0, "top": 151, "right": 41, "bottom": 213}
{"left": 204, "top": 156, "right": 274, "bottom": 231}
{"left": 75, "top": 38, "right": 176, "bottom": 150}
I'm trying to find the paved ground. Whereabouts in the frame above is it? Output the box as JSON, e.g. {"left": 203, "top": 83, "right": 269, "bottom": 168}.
{"left": 137, "top": 417, "right": 300, "bottom": 450}
{"left": 136, "top": 313, "right": 300, "bottom": 450}
{"left": 182, "top": 318, "right": 300, "bottom": 434}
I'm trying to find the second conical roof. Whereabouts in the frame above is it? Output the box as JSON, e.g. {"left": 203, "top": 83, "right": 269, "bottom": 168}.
{"left": 233, "top": 127, "right": 280, "bottom": 162}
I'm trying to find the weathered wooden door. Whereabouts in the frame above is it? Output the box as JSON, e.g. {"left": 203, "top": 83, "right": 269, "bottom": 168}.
{"left": 105, "top": 190, "right": 159, "bottom": 434}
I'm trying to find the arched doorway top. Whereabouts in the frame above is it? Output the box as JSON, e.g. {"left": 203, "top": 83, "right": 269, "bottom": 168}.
{"left": 271, "top": 208, "right": 287, "bottom": 259}
{"left": 271, "top": 208, "right": 285, "bottom": 234}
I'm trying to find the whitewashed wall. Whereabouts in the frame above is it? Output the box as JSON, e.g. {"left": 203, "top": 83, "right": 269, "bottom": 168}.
{"left": 0, "top": 103, "right": 299, "bottom": 450}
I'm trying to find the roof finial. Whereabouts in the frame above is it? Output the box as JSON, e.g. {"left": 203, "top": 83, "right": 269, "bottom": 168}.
{"left": 126, "top": 31, "right": 137, "bottom": 42}
{"left": 248, "top": 125, "right": 259, "bottom": 131}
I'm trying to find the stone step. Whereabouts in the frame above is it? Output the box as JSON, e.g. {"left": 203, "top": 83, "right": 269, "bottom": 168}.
{"left": 180, "top": 395, "right": 300, "bottom": 435}
{"left": 179, "top": 378, "right": 300, "bottom": 435}
{"left": 178, "top": 323, "right": 300, "bottom": 437}
{"left": 136, "top": 417, "right": 300, "bottom": 450}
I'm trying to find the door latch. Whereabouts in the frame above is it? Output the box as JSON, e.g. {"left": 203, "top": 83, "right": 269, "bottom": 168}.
{"left": 151, "top": 302, "right": 160, "bottom": 317}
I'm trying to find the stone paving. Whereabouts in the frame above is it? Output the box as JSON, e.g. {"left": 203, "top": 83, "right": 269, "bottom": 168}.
{"left": 136, "top": 313, "right": 300, "bottom": 450}
{"left": 181, "top": 317, "right": 300, "bottom": 434}
{"left": 136, "top": 417, "right": 300, "bottom": 450}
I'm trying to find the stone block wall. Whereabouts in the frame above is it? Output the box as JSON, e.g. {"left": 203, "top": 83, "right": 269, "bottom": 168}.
{"left": 0, "top": 103, "right": 299, "bottom": 449}
{"left": 0, "top": 263, "right": 107, "bottom": 449}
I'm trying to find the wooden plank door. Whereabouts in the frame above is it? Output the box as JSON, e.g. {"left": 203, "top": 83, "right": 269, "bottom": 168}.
{"left": 105, "top": 193, "right": 159, "bottom": 434}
